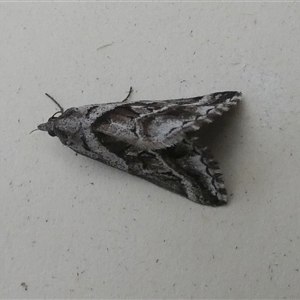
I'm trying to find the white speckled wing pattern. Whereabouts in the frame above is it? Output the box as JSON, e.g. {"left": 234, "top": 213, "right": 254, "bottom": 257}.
{"left": 38, "top": 91, "right": 241, "bottom": 206}
{"left": 91, "top": 91, "right": 241, "bottom": 150}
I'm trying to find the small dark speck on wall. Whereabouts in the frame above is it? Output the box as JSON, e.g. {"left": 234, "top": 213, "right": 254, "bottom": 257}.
{"left": 21, "top": 282, "right": 28, "bottom": 291}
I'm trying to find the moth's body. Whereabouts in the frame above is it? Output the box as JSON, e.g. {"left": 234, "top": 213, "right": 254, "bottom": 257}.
{"left": 38, "top": 91, "right": 241, "bottom": 206}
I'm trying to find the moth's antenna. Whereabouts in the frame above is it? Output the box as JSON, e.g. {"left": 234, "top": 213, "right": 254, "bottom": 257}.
{"left": 45, "top": 93, "right": 64, "bottom": 113}
{"left": 50, "top": 111, "right": 62, "bottom": 119}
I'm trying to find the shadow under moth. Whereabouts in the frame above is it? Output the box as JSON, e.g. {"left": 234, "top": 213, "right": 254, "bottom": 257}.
{"left": 37, "top": 89, "right": 241, "bottom": 206}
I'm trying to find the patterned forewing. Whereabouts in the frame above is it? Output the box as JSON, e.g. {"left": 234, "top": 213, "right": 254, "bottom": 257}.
{"left": 91, "top": 91, "right": 241, "bottom": 150}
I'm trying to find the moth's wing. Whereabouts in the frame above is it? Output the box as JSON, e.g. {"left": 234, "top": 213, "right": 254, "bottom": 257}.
{"left": 91, "top": 91, "right": 241, "bottom": 150}
{"left": 144, "top": 144, "right": 228, "bottom": 206}
{"left": 96, "top": 137, "right": 227, "bottom": 206}
{"left": 158, "top": 143, "right": 228, "bottom": 206}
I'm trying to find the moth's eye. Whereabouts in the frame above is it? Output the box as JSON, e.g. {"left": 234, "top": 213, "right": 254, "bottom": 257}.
{"left": 48, "top": 130, "right": 56, "bottom": 137}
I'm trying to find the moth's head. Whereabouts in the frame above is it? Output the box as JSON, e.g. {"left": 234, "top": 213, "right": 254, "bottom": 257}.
{"left": 38, "top": 108, "right": 82, "bottom": 144}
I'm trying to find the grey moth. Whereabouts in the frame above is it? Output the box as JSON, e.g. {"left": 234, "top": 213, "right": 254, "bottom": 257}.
{"left": 38, "top": 89, "right": 241, "bottom": 206}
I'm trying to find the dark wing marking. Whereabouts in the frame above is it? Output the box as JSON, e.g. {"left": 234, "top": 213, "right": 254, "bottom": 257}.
{"left": 92, "top": 132, "right": 227, "bottom": 206}
{"left": 91, "top": 91, "right": 241, "bottom": 150}
{"left": 158, "top": 142, "right": 227, "bottom": 206}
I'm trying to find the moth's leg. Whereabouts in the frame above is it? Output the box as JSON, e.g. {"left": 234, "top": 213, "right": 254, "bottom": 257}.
{"left": 122, "top": 86, "right": 133, "bottom": 102}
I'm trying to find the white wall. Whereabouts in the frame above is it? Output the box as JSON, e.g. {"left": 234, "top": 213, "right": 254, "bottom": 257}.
{"left": 1, "top": 2, "right": 300, "bottom": 298}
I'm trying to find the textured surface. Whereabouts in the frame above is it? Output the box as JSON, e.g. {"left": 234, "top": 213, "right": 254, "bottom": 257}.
{"left": 1, "top": 2, "right": 300, "bottom": 299}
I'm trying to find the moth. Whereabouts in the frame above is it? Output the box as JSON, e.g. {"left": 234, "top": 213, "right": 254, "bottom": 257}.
{"left": 37, "top": 89, "right": 241, "bottom": 206}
